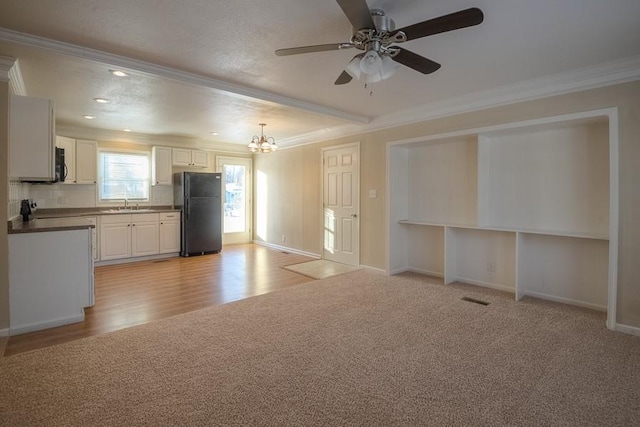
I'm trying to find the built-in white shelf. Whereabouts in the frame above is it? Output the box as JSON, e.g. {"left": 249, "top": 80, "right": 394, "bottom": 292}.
{"left": 388, "top": 109, "right": 618, "bottom": 327}
{"left": 398, "top": 220, "right": 609, "bottom": 241}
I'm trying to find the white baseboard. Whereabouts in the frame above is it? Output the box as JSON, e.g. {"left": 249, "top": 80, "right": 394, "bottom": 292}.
{"left": 387, "top": 267, "right": 445, "bottom": 277}
{"left": 253, "top": 240, "right": 321, "bottom": 259}
{"left": 406, "top": 267, "right": 445, "bottom": 279}
{"left": 10, "top": 313, "right": 85, "bottom": 336}
{"left": 615, "top": 323, "right": 640, "bottom": 336}
{"left": 359, "top": 265, "right": 386, "bottom": 274}
{"left": 453, "top": 276, "right": 515, "bottom": 294}
{"left": 522, "top": 290, "right": 607, "bottom": 312}
{"left": 0, "top": 328, "right": 9, "bottom": 337}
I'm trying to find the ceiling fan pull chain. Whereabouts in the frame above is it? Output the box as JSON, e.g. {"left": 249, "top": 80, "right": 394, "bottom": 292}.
{"left": 363, "top": 83, "right": 374, "bottom": 96}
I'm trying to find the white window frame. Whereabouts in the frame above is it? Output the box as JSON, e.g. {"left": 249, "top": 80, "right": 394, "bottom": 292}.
{"left": 97, "top": 148, "right": 151, "bottom": 206}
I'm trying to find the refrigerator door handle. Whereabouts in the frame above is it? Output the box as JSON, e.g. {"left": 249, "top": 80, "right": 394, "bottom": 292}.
{"left": 185, "top": 198, "right": 190, "bottom": 219}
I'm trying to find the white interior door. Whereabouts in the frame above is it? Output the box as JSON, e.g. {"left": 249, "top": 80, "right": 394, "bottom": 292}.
{"left": 216, "top": 156, "right": 252, "bottom": 245}
{"left": 322, "top": 143, "right": 360, "bottom": 266}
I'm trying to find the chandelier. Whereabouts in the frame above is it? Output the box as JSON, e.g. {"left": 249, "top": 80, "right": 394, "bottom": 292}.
{"left": 248, "top": 123, "right": 278, "bottom": 153}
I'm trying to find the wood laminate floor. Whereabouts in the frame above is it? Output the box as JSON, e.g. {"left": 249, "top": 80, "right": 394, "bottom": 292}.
{"left": 4, "top": 244, "right": 315, "bottom": 356}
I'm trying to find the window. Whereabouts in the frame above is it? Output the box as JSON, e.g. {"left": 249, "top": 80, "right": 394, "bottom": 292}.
{"left": 98, "top": 151, "right": 150, "bottom": 202}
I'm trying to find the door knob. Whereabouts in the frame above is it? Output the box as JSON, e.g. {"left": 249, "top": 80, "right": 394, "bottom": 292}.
{"left": 351, "top": 214, "right": 358, "bottom": 218}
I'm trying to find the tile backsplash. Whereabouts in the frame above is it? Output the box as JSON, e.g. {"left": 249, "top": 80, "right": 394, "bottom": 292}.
{"left": 8, "top": 179, "right": 30, "bottom": 219}
{"left": 28, "top": 183, "right": 173, "bottom": 209}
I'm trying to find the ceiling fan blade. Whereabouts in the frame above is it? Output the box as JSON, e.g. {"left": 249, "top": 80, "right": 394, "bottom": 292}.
{"left": 334, "top": 70, "right": 353, "bottom": 85}
{"left": 275, "top": 43, "right": 353, "bottom": 56}
{"left": 336, "top": 0, "right": 375, "bottom": 31}
{"left": 392, "top": 48, "right": 441, "bottom": 74}
{"left": 392, "top": 7, "right": 484, "bottom": 41}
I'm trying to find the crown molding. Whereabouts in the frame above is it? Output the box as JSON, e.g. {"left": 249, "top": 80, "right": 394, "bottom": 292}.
{"left": 8, "top": 58, "right": 27, "bottom": 95}
{"left": 280, "top": 54, "right": 640, "bottom": 147}
{"left": 0, "top": 54, "right": 15, "bottom": 81}
{"left": 0, "top": 55, "right": 27, "bottom": 95}
{"left": 0, "top": 27, "right": 370, "bottom": 125}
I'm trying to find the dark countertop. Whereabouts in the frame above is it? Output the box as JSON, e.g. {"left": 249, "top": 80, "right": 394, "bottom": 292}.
{"left": 9, "top": 216, "right": 96, "bottom": 234}
{"left": 34, "top": 206, "right": 179, "bottom": 219}
{"left": 8, "top": 206, "right": 181, "bottom": 234}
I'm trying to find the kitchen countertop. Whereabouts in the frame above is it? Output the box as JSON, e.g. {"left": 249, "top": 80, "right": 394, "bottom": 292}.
{"left": 8, "top": 206, "right": 181, "bottom": 234}
{"left": 8, "top": 216, "right": 96, "bottom": 234}
{"left": 34, "top": 206, "right": 179, "bottom": 219}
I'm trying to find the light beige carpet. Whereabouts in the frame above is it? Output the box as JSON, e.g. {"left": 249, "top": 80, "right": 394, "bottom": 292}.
{"left": 1, "top": 270, "right": 639, "bottom": 426}
{"left": 283, "top": 259, "right": 360, "bottom": 279}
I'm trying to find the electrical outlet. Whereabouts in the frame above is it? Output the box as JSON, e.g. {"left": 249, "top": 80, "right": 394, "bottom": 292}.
{"left": 487, "top": 262, "right": 496, "bottom": 273}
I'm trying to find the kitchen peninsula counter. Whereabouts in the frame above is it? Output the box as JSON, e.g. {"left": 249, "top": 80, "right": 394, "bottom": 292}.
{"left": 8, "top": 216, "right": 96, "bottom": 234}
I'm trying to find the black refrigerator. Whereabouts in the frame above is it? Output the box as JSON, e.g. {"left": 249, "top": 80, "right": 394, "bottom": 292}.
{"left": 173, "top": 172, "right": 222, "bottom": 256}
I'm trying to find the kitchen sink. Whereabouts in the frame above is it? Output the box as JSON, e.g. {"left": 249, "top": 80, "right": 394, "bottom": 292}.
{"left": 100, "top": 208, "right": 155, "bottom": 213}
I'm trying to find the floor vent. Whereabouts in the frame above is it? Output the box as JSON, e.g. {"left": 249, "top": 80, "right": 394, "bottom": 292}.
{"left": 281, "top": 251, "right": 290, "bottom": 254}
{"left": 153, "top": 259, "right": 170, "bottom": 263}
{"left": 461, "top": 296, "right": 490, "bottom": 306}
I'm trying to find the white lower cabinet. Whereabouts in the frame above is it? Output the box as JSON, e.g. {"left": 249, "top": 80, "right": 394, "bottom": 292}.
{"left": 159, "top": 212, "right": 180, "bottom": 253}
{"left": 100, "top": 213, "right": 160, "bottom": 261}
{"left": 132, "top": 218, "right": 159, "bottom": 257}
{"left": 100, "top": 215, "right": 133, "bottom": 260}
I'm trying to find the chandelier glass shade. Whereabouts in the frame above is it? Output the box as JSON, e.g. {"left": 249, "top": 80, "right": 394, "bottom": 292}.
{"left": 248, "top": 123, "right": 278, "bottom": 153}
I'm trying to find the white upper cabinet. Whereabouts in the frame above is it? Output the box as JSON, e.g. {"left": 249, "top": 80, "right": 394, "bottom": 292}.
{"left": 56, "top": 137, "right": 97, "bottom": 184}
{"left": 172, "top": 148, "right": 208, "bottom": 167}
{"left": 10, "top": 95, "right": 56, "bottom": 181}
{"left": 190, "top": 149, "right": 208, "bottom": 167}
{"left": 76, "top": 139, "right": 97, "bottom": 184}
{"left": 152, "top": 146, "right": 173, "bottom": 185}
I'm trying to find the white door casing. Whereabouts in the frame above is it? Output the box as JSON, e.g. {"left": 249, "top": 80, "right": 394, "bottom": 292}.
{"left": 322, "top": 143, "right": 360, "bottom": 266}
{"left": 216, "top": 156, "right": 253, "bottom": 245}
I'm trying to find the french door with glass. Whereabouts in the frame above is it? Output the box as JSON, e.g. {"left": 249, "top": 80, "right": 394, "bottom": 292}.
{"left": 216, "top": 156, "right": 253, "bottom": 244}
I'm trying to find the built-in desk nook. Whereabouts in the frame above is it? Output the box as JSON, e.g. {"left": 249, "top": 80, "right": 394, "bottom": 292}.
{"left": 388, "top": 108, "right": 618, "bottom": 329}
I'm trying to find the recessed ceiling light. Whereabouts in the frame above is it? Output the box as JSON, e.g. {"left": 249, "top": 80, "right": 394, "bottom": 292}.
{"left": 210, "top": 132, "right": 219, "bottom": 136}
{"left": 123, "top": 129, "right": 132, "bottom": 132}
{"left": 110, "top": 70, "right": 128, "bottom": 77}
{"left": 94, "top": 98, "right": 109, "bottom": 104}
{"left": 83, "top": 115, "right": 96, "bottom": 120}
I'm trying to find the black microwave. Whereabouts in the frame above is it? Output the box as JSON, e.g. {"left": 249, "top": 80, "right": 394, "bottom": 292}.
{"left": 55, "top": 146, "right": 66, "bottom": 183}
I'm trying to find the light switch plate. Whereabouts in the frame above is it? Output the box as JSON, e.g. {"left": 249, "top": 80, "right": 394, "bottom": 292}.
{"left": 369, "top": 189, "right": 377, "bottom": 198}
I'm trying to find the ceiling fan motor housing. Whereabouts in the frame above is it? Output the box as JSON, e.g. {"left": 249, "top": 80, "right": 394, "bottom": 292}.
{"left": 370, "top": 9, "right": 395, "bottom": 33}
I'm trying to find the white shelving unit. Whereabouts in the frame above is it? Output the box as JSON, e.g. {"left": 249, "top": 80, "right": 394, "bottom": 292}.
{"left": 387, "top": 109, "right": 618, "bottom": 329}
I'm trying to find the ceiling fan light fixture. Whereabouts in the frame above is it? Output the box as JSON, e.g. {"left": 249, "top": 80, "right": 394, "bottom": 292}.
{"left": 355, "top": 53, "right": 398, "bottom": 84}
{"left": 359, "top": 50, "right": 382, "bottom": 74}
{"left": 345, "top": 55, "right": 363, "bottom": 79}
{"left": 380, "top": 54, "right": 399, "bottom": 79}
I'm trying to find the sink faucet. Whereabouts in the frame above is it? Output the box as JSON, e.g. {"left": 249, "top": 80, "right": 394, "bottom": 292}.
{"left": 123, "top": 198, "right": 128, "bottom": 209}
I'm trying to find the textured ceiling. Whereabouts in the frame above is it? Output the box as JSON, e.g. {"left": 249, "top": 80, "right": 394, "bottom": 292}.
{"left": 0, "top": 0, "right": 639, "bottom": 147}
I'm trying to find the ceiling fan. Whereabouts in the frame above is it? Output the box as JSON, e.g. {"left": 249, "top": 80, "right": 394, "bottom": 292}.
{"left": 275, "top": 0, "right": 484, "bottom": 85}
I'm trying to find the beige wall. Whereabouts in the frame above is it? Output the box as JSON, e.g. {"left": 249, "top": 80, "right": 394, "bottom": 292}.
{"left": 255, "top": 80, "right": 640, "bottom": 327}
{"left": 0, "top": 80, "right": 9, "bottom": 330}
